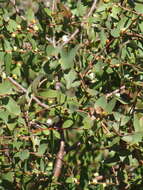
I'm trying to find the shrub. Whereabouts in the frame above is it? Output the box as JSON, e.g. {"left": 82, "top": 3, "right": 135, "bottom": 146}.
{"left": 0, "top": 0, "right": 143, "bottom": 189}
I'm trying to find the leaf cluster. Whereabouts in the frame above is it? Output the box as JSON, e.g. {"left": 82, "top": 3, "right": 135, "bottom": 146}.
{"left": 0, "top": 0, "right": 143, "bottom": 189}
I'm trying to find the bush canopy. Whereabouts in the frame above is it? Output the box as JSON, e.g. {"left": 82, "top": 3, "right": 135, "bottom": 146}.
{"left": 1, "top": 0, "right": 143, "bottom": 189}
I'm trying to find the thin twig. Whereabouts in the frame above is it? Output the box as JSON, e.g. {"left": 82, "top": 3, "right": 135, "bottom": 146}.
{"left": 118, "top": 3, "right": 143, "bottom": 17}
{"left": 111, "top": 166, "right": 119, "bottom": 185}
{"left": 61, "top": 0, "right": 98, "bottom": 47}
{"left": 124, "top": 32, "right": 143, "bottom": 40}
{"left": 7, "top": 76, "right": 50, "bottom": 109}
{"left": 61, "top": 29, "right": 79, "bottom": 46}
{"left": 84, "top": 0, "right": 98, "bottom": 19}
{"left": 106, "top": 85, "right": 125, "bottom": 98}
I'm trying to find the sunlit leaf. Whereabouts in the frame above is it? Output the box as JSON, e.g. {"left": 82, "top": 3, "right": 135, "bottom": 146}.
{"left": 37, "top": 143, "right": 47, "bottom": 156}
{"left": 2, "top": 172, "right": 14, "bottom": 182}
{"left": 0, "top": 80, "right": 14, "bottom": 95}
{"left": 63, "top": 119, "right": 73, "bottom": 128}
{"left": 3, "top": 97, "right": 21, "bottom": 115}
{"left": 60, "top": 46, "right": 78, "bottom": 70}
{"left": 122, "top": 132, "right": 143, "bottom": 144}
{"left": 19, "top": 150, "right": 30, "bottom": 161}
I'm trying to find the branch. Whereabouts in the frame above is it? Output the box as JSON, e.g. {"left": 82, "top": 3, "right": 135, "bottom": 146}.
{"left": 52, "top": 1, "right": 98, "bottom": 178}
{"left": 61, "top": 29, "right": 79, "bottom": 47}
{"left": 7, "top": 76, "right": 50, "bottom": 110}
{"left": 84, "top": 0, "right": 98, "bottom": 19}
{"left": 105, "top": 85, "right": 125, "bottom": 99}
{"left": 61, "top": 0, "right": 98, "bottom": 47}
{"left": 118, "top": 3, "right": 143, "bottom": 18}
{"left": 53, "top": 140, "right": 65, "bottom": 178}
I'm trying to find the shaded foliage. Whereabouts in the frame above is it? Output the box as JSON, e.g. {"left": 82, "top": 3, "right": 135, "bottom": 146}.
{"left": 0, "top": 0, "right": 143, "bottom": 189}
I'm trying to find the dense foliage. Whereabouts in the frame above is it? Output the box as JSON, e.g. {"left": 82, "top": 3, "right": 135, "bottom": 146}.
{"left": 1, "top": 0, "right": 143, "bottom": 189}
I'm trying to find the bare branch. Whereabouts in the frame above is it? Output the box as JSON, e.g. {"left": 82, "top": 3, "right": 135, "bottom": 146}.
{"left": 61, "top": 29, "right": 79, "bottom": 47}
{"left": 7, "top": 76, "right": 50, "bottom": 110}
{"left": 106, "top": 85, "right": 125, "bottom": 99}
{"left": 61, "top": 0, "right": 98, "bottom": 47}
{"left": 84, "top": 0, "right": 98, "bottom": 19}
{"left": 53, "top": 140, "right": 65, "bottom": 178}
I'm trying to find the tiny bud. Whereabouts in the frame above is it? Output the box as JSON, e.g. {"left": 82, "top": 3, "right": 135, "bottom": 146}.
{"left": 12, "top": 33, "right": 16, "bottom": 38}
{"left": 55, "top": 82, "right": 61, "bottom": 90}
{"left": 31, "top": 19, "right": 36, "bottom": 24}
{"left": 46, "top": 118, "right": 53, "bottom": 126}
{"left": 4, "top": 16, "right": 9, "bottom": 22}
{"left": 103, "top": 0, "right": 110, "bottom": 2}
{"left": 92, "top": 178, "right": 97, "bottom": 184}
{"left": 17, "top": 61, "right": 22, "bottom": 67}
{"left": 17, "top": 25, "right": 21, "bottom": 30}
{"left": 94, "top": 172, "right": 99, "bottom": 177}
{"left": 12, "top": 74, "right": 17, "bottom": 79}
{"left": 2, "top": 72, "right": 6, "bottom": 79}
{"left": 88, "top": 72, "right": 95, "bottom": 80}
{"left": 120, "top": 28, "right": 126, "bottom": 34}
{"left": 13, "top": 46, "right": 17, "bottom": 51}
{"left": 33, "top": 25, "right": 39, "bottom": 31}
{"left": 62, "top": 35, "right": 68, "bottom": 42}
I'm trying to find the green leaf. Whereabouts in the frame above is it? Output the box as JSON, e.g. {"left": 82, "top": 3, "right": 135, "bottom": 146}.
{"left": 31, "top": 74, "right": 46, "bottom": 94}
{"left": 4, "top": 40, "right": 12, "bottom": 52}
{"left": 99, "top": 29, "right": 107, "bottom": 47}
{"left": 40, "top": 159, "right": 45, "bottom": 172}
{"left": 44, "top": 7, "right": 52, "bottom": 17}
{"left": 111, "top": 58, "right": 120, "bottom": 66}
{"left": 5, "top": 53, "right": 12, "bottom": 75}
{"left": 26, "top": 8, "right": 35, "bottom": 22}
{"left": 37, "top": 144, "right": 47, "bottom": 156}
{"left": 111, "top": 6, "right": 121, "bottom": 20}
{"left": 111, "top": 27, "right": 120, "bottom": 37}
{"left": 113, "top": 112, "right": 130, "bottom": 126}
{"left": 135, "top": 3, "right": 143, "bottom": 14}
{"left": 13, "top": 141, "right": 23, "bottom": 150}
{"left": 76, "top": 1, "right": 87, "bottom": 16}
{"left": 139, "top": 22, "right": 143, "bottom": 33}
{"left": 0, "top": 52, "right": 4, "bottom": 65}
{"left": 66, "top": 176, "right": 75, "bottom": 183}
{"left": 0, "top": 110, "right": 9, "bottom": 123}
{"left": 63, "top": 119, "right": 73, "bottom": 128}
{"left": 53, "top": 130, "right": 61, "bottom": 139}
{"left": 0, "top": 80, "right": 14, "bottom": 95}
{"left": 7, "top": 123, "right": 16, "bottom": 131}
{"left": 39, "top": 89, "right": 58, "bottom": 98}
{"left": 133, "top": 114, "right": 141, "bottom": 132}
{"left": 12, "top": 66, "right": 21, "bottom": 77}
{"left": 46, "top": 45, "right": 60, "bottom": 56}
{"left": 68, "top": 101, "right": 79, "bottom": 113}
{"left": 64, "top": 70, "right": 79, "bottom": 89}
{"left": 60, "top": 46, "right": 78, "bottom": 70}
{"left": 111, "top": 17, "right": 128, "bottom": 37}
{"left": 49, "top": 60, "right": 60, "bottom": 69}
{"left": 2, "top": 172, "right": 14, "bottom": 182}
{"left": 19, "top": 150, "right": 30, "bottom": 161}
{"left": 83, "top": 116, "right": 94, "bottom": 129}
{"left": 3, "top": 97, "right": 21, "bottom": 116}
{"left": 93, "top": 61, "right": 104, "bottom": 77}
{"left": 6, "top": 19, "right": 18, "bottom": 33}
{"left": 122, "top": 132, "right": 143, "bottom": 144}
{"left": 95, "top": 96, "right": 116, "bottom": 114}
{"left": 105, "top": 98, "right": 116, "bottom": 114}
{"left": 95, "top": 96, "right": 107, "bottom": 110}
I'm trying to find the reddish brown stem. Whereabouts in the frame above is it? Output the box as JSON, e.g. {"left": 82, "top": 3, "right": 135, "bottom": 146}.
{"left": 53, "top": 140, "right": 65, "bottom": 178}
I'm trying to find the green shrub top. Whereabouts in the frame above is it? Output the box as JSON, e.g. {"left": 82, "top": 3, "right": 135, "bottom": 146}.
{"left": 0, "top": 0, "right": 143, "bottom": 189}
